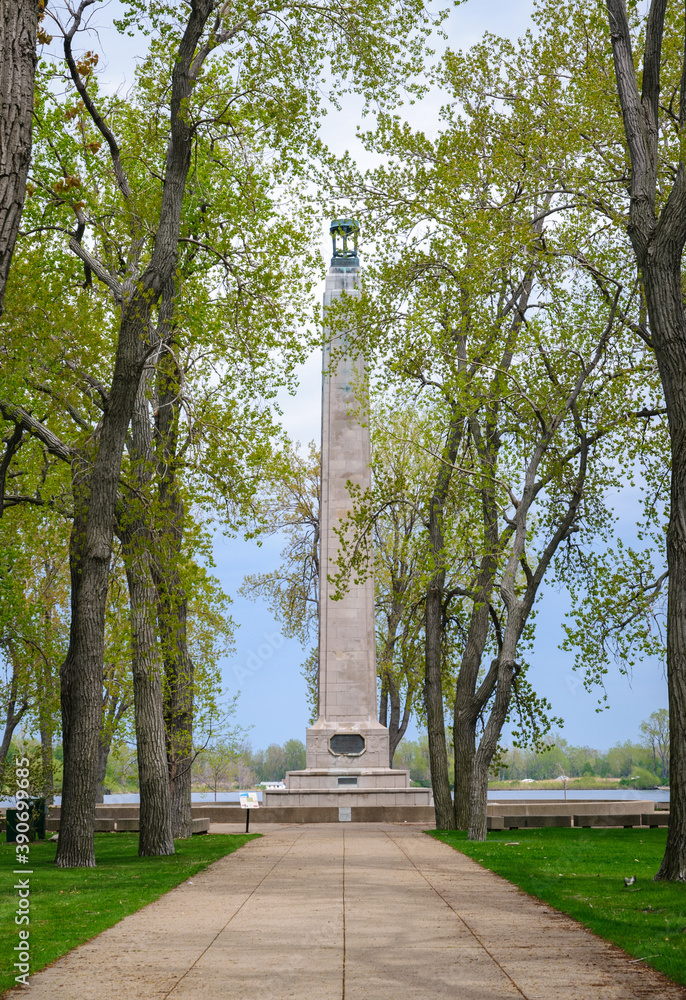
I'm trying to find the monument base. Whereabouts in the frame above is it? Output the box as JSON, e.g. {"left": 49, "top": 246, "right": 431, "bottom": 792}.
{"left": 263, "top": 764, "right": 433, "bottom": 810}
{"left": 305, "top": 719, "right": 392, "bottom": 769}
{"left": 264, "top": 719, "right": 431, "bottom": 809}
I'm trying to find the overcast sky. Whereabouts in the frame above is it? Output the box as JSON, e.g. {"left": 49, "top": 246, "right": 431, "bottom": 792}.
{"left": 54, "top": 0, "right": 668, "bottom": 753}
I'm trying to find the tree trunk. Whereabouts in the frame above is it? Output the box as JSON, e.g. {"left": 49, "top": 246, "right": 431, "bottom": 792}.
{"left": 463, "top": 444, "right": 583, "bottom": 840}
{"left": 39, "top": 720, "right": 54, "bottom": 805}
{"left": 0, "top": 656, "right": 27, "bottom": 788}
{"left": 116, "top": 351, "right": 174, "bottom": 854}
{"left": 467, "top": 750, "right": 490, "bottom": 842}
{"left": 452, "top": 392, "right": 503, "bottom": 829}
{"left": 0, "top": 0, "right": 39, "bottom": 316}
{"left": 425, "top": 576, "right": 454, "bottom": 829}
{"left": 453, "top": 595, "right": 491, "bottom": 828}
{"left": 95, "top": 737, "right": 109, "bottom": 804}
{"left": 96, "top": 685, "right": 133, "bottom": 803}
{"left": 154, "top": 325, "right": 194, "bottom": 839}
{"left": 121, "top": 528, "right": 174, "bottom": 856}
{"left": 56, "top": 289, "right": 172, "bottom": 868}
{"left": 57, "top": 298, "right": 176, "bottom": 867}
{"left": 55, "top": 2, "right": 215, "bottom": 867}
{"left": 467, "top": 658, "right": 516, "bottom": 841}
{"left": 379, "top": 672, "right": 389, "bottom": 728}
{"left": 453, "top": 713, "right": 476, "bottom": 829}
{"left": 604, "top": 0, "right": 686, "bottom": 882}
{"left": 387, "top": 671, "right": 412, "bottom": 766}
{"left": 643, "top": 263, "right": 686, "bottom": 880}
{"left": 424, "top": 413, "right": 463, "bottom": 830}
{"left": 37, "top": 639, "right": 56, "bottom": 805}
{"left": 158, "top": 576, "right": 194, "bottom": 838}
{"left": 57, "top": 467, "right": 104, "bottom": 867}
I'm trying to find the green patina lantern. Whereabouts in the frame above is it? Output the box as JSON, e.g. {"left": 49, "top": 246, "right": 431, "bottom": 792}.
{"left": 330, "top": 218, "right": 360, "bottom": 264}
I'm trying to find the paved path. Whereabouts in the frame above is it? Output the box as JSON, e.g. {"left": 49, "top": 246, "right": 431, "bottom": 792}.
{"left": 16, "top": 824, "right": 685, "bottom": 1000}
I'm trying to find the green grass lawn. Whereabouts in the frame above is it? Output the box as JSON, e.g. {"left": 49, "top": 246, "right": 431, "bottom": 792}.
{"left": 431, "top": 828, "right": 686, "bottom": 986}
{"left": 0, "top": 832, "right": 258, "bottom": 996}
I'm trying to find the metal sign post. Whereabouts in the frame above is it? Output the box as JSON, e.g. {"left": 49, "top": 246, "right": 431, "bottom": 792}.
{"left": 239, "top": 791, "right": 259, "bottom": 833}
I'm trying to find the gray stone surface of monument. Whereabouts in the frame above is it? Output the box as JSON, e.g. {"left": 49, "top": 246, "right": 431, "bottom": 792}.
{"left": 265, "top": 222, "right": 431, "bottom": 811}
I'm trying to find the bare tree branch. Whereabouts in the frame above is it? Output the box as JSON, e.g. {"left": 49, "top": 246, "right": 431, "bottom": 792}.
{"left": 0, "top": 400, "right": 73, "bottom": 462}
{"left": 68, "top": 237, "right": 122, "bottom": 303}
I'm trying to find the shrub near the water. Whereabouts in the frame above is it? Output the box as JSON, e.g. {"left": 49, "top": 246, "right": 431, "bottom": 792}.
{"left": 618, "top": 767, "right": 661, "bottom": 789}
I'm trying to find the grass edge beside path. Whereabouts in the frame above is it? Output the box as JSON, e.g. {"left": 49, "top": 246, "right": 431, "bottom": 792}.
{"left": 430, "top": 828, "right": 686, "bottom": 987}
{"left": 1, "top": 832, "right": 259, "bottom": 997}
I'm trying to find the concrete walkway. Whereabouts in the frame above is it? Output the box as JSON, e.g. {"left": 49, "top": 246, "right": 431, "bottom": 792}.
{"left": 16, "top": 824, "right": 685, "bottom": 999}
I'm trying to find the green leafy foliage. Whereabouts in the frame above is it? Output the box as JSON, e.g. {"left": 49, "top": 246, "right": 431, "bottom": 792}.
{"left": 494, "top": 728, "right": 666, "bottom": 783}
{"left": 313, "top": 34, "right": 663, "bottom": 831}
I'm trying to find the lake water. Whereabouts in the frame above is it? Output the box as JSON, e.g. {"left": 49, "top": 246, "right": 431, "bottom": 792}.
{"left": 102, "top": 792, "right": 265, "bottom": 804}
{"left": 2, "top": 788, "right": 669, "bottom": 808}
{"left": 487, "top": 789, "right": 669, "bottom": 802}
{"left": 31, "top": 791, "right": 265, "bottom": 806}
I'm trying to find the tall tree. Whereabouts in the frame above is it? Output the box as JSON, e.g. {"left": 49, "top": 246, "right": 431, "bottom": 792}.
{"left": 0, "top": 0, "right": 42, "bottom": 315}
{"left": 513, "top": 0, "right": 686, "bottom": 883}
{"left": 323, "top": 30, "right": 665, "bottom": 835}
{"left": 0, "top": 508, "right": 69, "bottom": 796}
{"left": 602, "top": 0, "right": 686, "bottom": 881}
{"left": 1, "top": 0, "right": 434, "bottom": 866}
{"left": 369, "top": 408, "right": 438, "bottom": 764}
{"left": 116, "top": 379, "right": 174, "bottom": 855}
{"left": 42, "top": 0, "right": 227, "bottom": 868}
{"left": 640, "top": 708, "right": 670, "bottom": 782}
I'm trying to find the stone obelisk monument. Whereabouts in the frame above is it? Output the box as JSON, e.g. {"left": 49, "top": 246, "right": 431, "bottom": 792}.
{"left": 265, "top": 221, "right": 431, "bottom": 814}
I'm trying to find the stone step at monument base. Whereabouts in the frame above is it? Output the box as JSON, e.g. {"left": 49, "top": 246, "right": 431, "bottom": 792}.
{"left": 37, "top": 803, "right": 435, "bottom": 825}
{"left": 213, "top": 804, "right": 436, "bottom": 824}
{"left": 283, "top": 767, "right": 415, "bottom": 790}
{"left": 262, "top": 763, "right": 433, "bottom": 810}
{"left": 264, "top": 787, "right": 432, "bottom": 809}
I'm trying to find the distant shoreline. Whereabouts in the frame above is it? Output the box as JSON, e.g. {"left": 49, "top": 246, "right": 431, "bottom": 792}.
{"left": 488, "top": 778, "right": 668, "bottom": 791}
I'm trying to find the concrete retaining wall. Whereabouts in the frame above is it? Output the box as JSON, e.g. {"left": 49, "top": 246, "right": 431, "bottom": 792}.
{"left": 486, "top": 800, "right": 660, "bottom": 816}
{"left": 46, "top": 815, "right": 210, "bottom": 834}
{"left": 504, "top": 815, "right": 574, "bottom": 829}
{"left": 45, "top": 804, "right": 436, "bottom": 826}
{"left": 201, "top": 805, "right": 437, "bottom": 824}
{"left": 573, "top": 813, "right": 643, "bottom": 828}
{"left": 38, "top": 800, "right": 668, "bottom": 829}
{"left": 642, "top": 812, "right": 670, "bottom": 827}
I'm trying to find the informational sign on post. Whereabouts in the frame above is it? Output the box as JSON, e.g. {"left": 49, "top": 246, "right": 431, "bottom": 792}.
{"left": 239, "top": 791, "right": 259, "bottom": 832}
{"left": 239, "top": 791, "right": 259, "bottom": 808}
